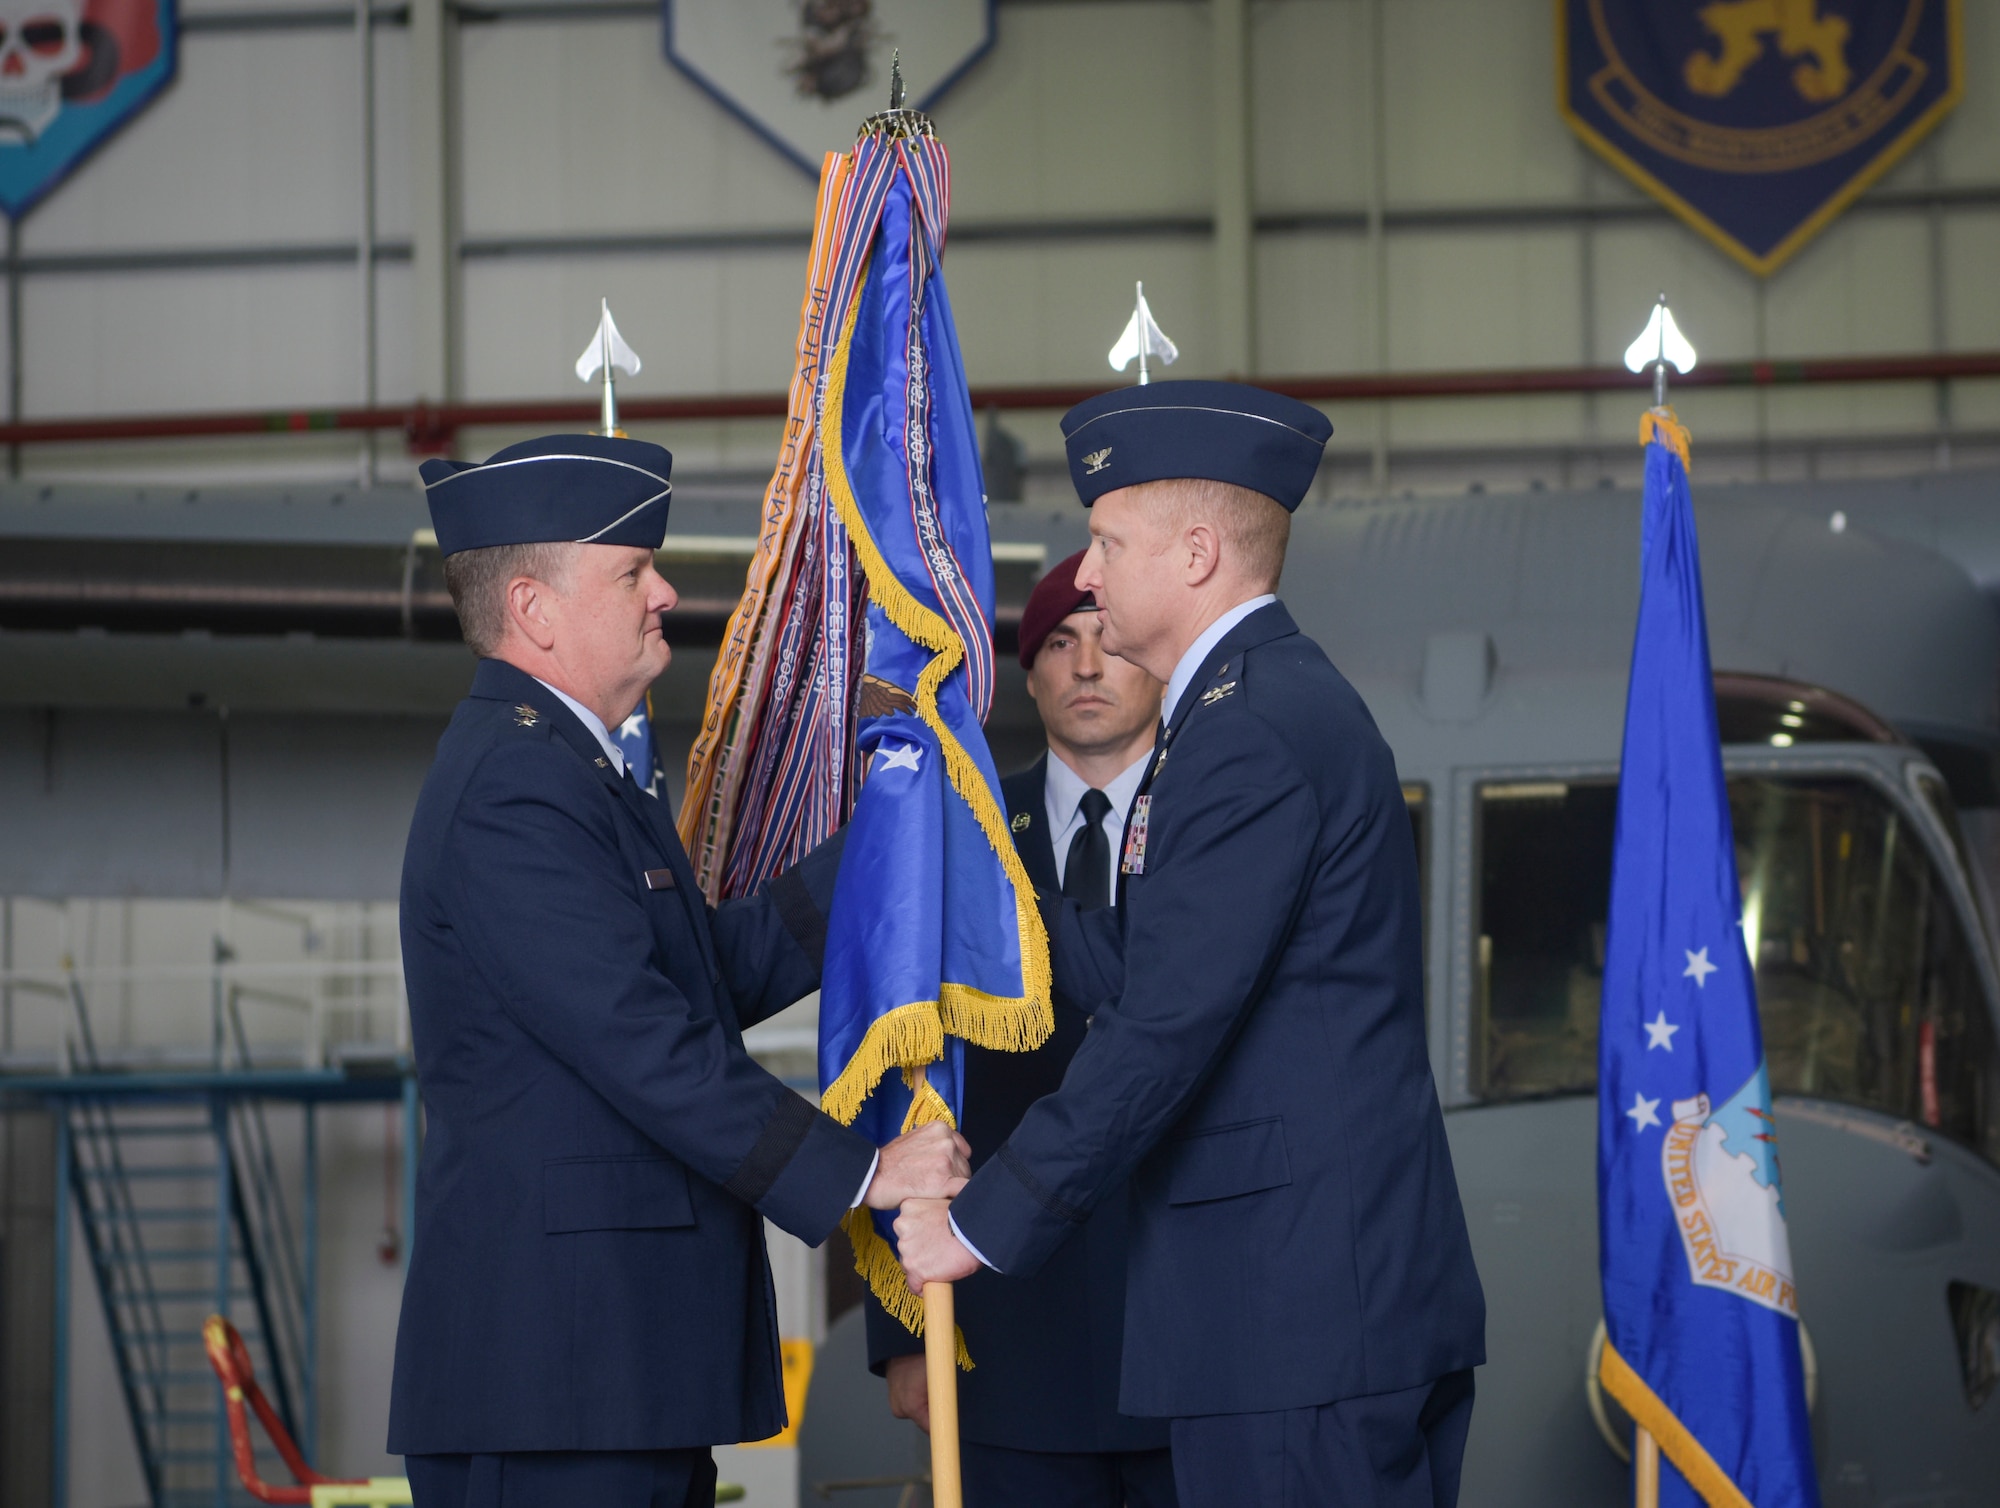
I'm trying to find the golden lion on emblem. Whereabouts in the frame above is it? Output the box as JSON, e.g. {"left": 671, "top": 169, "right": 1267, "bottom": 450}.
{"left": 1684, "top": 0, "right": 1852, "bottom": 103}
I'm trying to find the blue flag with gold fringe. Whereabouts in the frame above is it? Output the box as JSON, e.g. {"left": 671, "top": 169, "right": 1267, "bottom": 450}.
{"left": 1597, "top": 412, "right": 1819, "bottom": 1508}
{"left": 807, "top": 121, "right": 1051, "bottom": 1355}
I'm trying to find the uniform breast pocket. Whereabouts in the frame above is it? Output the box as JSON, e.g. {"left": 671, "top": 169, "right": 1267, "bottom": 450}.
{"left": 543, "top": 1155, "right": 695, "bottom": 1233}
{"left": 1164, "top": 1117, "right": 1293, "bottom": 1207}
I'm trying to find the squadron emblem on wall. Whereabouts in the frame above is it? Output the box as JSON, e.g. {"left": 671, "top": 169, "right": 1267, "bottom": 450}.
{"left": 1558, "top": 0, "right": 1962, "bottom": 273}
{"left": 664, "top": 0, "right": 995, "bottom": 175}
{"left": 0, "top": 0, "right": 176, "bottom": 218}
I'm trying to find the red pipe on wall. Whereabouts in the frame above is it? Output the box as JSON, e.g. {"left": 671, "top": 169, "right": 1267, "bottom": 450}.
{"left": 4, "top": 350, "right": 1995, "bottom": 452}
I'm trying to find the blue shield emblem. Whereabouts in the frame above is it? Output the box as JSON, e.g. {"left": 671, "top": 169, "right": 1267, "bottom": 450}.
{"left": 0, "top": 0, "right": 176, "bottom": 218}
{"left": 1559, "top": 1, "right": 1961, "bottom": 273}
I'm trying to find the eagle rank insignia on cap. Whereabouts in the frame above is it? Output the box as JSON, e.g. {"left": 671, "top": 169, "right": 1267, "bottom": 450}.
{"left": 514, "top": 703, "right": 540, "bottom": 727}
{"left": 1082, "top": 448, "right": 1113, "bottom": 475}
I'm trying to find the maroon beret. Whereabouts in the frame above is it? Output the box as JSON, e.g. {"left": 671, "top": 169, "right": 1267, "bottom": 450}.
{"left": 1018, "top": 548, "right": 1096, "bottom": 669}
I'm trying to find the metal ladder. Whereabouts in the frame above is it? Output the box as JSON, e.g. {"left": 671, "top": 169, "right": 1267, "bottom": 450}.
{"left": 61, "top": 982, "right": 315, "bottom": 1508}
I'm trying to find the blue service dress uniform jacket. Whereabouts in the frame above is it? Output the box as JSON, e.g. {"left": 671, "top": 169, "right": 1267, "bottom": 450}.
{"left": 388, "top": 657, "right": 876, "bottom": 1454}
{"left": 861, "top": 757, "right": 1169, "bottom": 1456}
{"left": 950, "top": 602, "right": 1486, "bottom": 1419}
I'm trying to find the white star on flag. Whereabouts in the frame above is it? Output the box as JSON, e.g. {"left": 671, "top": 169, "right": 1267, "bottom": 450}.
{"left": 1644, "top": 1011, "right": 1679, "bottom": 1051}
{"left": 1626, "top": 1092, "right": 1662, "bottom": 1132}
{"left": 876, "top": 742, "right": 923, "bottom": 773}
{"left": 619, "top": 713, "right": 646, "bottom": 740}
{"left": 1683, "top": 946, "right": 1716, "bottom": 987}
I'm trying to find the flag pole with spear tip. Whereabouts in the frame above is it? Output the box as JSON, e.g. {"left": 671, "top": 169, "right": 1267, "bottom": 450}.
{"left": 1614, "top": 292, "right": 1695, "bottom": 1508}
{"left": 869, "top": 59, "right": 967, "bottom": 1505}
{"left": 681, "top": 50, "right": 1054, "bottom": 1508}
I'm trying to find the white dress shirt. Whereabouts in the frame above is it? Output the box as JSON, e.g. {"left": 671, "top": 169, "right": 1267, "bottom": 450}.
{"left": 1163, "top": 593, "right": 1277, "bottom": 726}
{"left": 533, "top": 676, "right": 883, "bottom": 1204}
{"left": 1044, "top": 748, "right": 1151, "bottom": 896}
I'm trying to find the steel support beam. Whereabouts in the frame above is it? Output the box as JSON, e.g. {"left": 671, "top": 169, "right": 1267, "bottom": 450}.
{"left": 408, "top": 0, "right": 458, "bottom": 418}
{"left": 1211, "top": 0, "right": 1254, "bottom": 376}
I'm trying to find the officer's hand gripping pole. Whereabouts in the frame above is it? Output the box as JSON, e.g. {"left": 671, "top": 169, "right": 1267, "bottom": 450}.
{"left": 910, "top": 1063, "right": 963, "bottom": 1508}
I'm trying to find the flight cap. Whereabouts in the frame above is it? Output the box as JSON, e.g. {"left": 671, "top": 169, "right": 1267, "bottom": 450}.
{"left": 1017, "top": 548, "right": 1096, "bottom": 670}
{"left": 1060, "top": 380, "right": 1332, "bottom": 511}
{"left": 419, "top": 434, "right": 673, "bottom": 556}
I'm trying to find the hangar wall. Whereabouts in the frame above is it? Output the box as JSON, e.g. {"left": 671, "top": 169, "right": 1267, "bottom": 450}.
{"left": 4, "top": 0, "right": 1998, "bottom": 494}
{"left": 5, "top": 4, "right": 2000, "bottom": 1502}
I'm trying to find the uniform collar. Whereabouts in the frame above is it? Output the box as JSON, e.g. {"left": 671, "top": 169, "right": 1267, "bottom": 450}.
{"left": 530, "top": 678, "right": 625, "bottom": 775}
{"left": 1165, "top": 594, "right": 1277, "bottom": 726}
{"left": 1044, "top": 744, "right": 1151, "bottom": 831}
{"left": 469, "top": 657, "right": 628, "bottom": 777}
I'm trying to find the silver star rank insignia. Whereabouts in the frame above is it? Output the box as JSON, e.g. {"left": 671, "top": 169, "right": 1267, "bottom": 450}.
{"left": 514, "top": 703, "right": 540, "bottom": 727}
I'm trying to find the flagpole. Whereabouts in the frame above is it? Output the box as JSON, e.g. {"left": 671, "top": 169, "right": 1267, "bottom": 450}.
{"left": 922, "top": 1281, "right": 962, "bottom": 1508}
{"left": 1635, "top": 1426, "right": 1659, "bottom": 1508}
{"left": 909, "top": 1063, "right": 963, "bottom": 1508}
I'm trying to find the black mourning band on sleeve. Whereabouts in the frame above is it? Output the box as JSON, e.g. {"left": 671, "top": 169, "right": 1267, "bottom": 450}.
{"left": 767, "top": 865, "right": 829, "bottom": 968}
{"left": 726, "top": 1090, "right": 821, "bottom": 1208}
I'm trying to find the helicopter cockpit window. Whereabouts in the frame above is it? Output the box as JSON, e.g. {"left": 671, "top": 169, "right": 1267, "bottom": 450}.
{"left": 1474, "top": 775, "right": 2000, "bottom": 1166}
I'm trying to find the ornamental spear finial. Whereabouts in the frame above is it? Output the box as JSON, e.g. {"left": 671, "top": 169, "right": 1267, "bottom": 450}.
{"left": 1624, "top": 292, "right": 1697, "bottom": 408}
{"left": 1109, "top": 281, "right": 1179, "bottom": 386}
{"left": 575, "top": 298, "right": 641, "bottom": 437}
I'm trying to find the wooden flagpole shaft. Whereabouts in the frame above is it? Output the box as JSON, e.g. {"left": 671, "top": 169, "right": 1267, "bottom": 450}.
{"left": 904, "top": 1060, "right": 962, "bottom": 1508}
{"left": 922, "top": 1279, "right": 962, "bottom": 1508}
{"left": 1634, "top": 1426, "right": 1659, "bottom": 1508}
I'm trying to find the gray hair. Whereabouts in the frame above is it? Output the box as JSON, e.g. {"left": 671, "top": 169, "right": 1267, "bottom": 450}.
{"left": 441, "top": 541, "right": 577, "bottom": 657}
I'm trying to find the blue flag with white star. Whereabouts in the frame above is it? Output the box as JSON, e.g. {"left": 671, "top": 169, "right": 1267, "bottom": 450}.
{"left": 613, "top": 694, "right": 663, "bottom": 797}
{"left": 1597, "top": 419, "right": 1820, "bottom": 1508}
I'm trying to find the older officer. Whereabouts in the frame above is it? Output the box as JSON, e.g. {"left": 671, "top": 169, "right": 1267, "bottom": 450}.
{"left": 866, "top": 550, "right": 1173, "bottom": 1507}
{"left": 390, "top": 434, "right": 968, "bottom": 1508}
{"left": 895, "top": 385, "right": 1486, "bottom": 1508}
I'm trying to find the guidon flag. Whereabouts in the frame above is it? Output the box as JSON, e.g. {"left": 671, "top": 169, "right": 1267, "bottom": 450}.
{"left": 680, "top": 100, "right": 1050, "bottom": 1356}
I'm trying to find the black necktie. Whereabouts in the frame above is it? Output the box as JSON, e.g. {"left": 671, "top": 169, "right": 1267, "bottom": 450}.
{"left": 1063, "top": 788, "right": 1114, "bottom": 910}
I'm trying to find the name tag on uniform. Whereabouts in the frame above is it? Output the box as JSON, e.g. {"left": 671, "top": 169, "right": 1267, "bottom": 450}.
{"left": 1121, "top": 795, "right": 1151, "bottom": 876}
{"left": 644, "top": 868, "right": 676, "bottom": 891}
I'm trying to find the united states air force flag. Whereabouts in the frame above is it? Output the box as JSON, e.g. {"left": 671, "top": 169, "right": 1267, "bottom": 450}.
{"left": 814, "top": 126, "right": 1051, "bottom": 1356}
{"left": 1598, "top": 413, "right": 1819, "bottom": 1507}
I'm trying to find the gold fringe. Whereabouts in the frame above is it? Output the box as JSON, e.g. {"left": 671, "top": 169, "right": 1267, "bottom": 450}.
{"left": 819, "top": 273, "right": 1055, "bottom": 1057}
{"left": 900, "top": 1068, "right": 958, "bottom": 1133}
{"left": 1599, "top": 1338, "right": 1753, "bottom": 1508}
{"left": 842, "top": 1208, "right": 973, "bottom": 1370}
{"left": 1640, "top": 406, "right": 1693, "bottom": 470}
{"left": 818, "top": 1001, "right": 945, "bottom": 1129}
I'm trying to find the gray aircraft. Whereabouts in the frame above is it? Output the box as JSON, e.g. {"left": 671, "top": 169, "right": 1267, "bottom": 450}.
{"left": 803, "top": 470, "right": 2000, "bottom": 1508}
